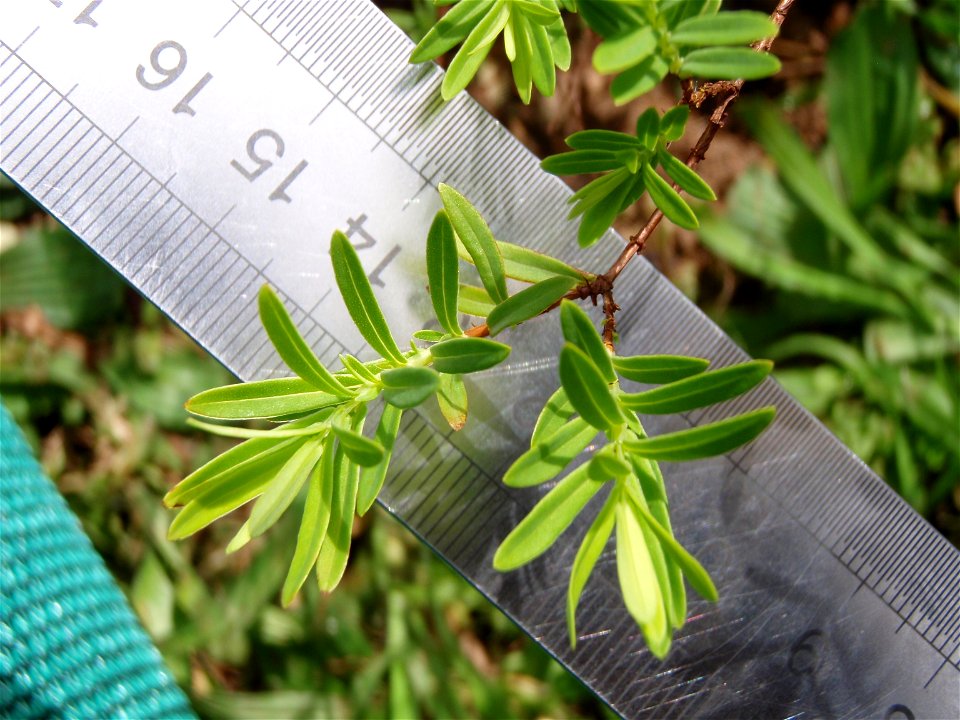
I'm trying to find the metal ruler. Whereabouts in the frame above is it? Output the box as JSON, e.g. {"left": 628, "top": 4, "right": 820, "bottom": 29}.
{"left": 2, "top": 1, "right": 957, "bottom": 717}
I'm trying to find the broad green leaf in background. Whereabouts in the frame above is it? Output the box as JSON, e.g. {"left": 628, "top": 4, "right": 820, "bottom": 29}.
{"left": 381, "top": 366, "right": 440, "bottom": 408}
{"left": 612, "top": 354, "right": 710, "bottom": 384}
{"left": 426, "top": 211, "right": 463, "bottom": 336}
{"left": 493, "top": 463, "right": 605, "bottom": 571}
{"left": 560, "top": 300, "right": 616, "bottom": 383}
{"left": 258, "top": 285, "right": 353, "bottom": 397}
{"left": 559, "top": 344, "right": 624, "bottom": 432}
{"left": 487, "top": 276, "right": 577, "bottom": 335}
{"left": 671, "top": 11, "right": 777, "bottom": 46}
{"left": 620, "top": 360, "right": 771, "bottom": 414}
{"left": 568, "top": 493, "right": 616, "bottom": 647}
{"left": 679, "top": 47, "right": 781, "bottom": 80}
{"left": 625, "top": 406, "right": 776, "bottom": 461}
{"left": 429, "top": 337, "right": 510, "bottom": 374}
{"left": 357, "top": 404, "right": 403, "bottom": 515}
{"left": 439, "top": 184, "right": 508, "bottom": 303}
{"left": 504, "top": 417, "right": 597, "bottom": 488}
{"left": 331, "top": 231, "right": 406, "bottom": 365}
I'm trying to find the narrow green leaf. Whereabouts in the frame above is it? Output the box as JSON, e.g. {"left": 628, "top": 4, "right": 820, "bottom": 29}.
{"left": 635, "top": 108, "right": 660, "bottom": 149}
{"left": 381, "top": 366, "right": 440, "bottom": 408}
{"left": 436, "top": 373, "right": 468, "bottom": 431}
{"left": 339, "top": 353, "right": 379, "bottom": 383}
{"left": 560, "top": 300, "right": 616, "bottom": 383}
{"left": 430, "top": 337, "right": 510, "bottom": 374}
{"left": 357, "top": 404, "right": 402, "bottom": 515}
{"left": 620, "top": 360, "right": 772, "bottom": 414}
{"left": 671, "top": 11, "right": 778, "bottom": 46}
{"left": 527, "top": 16, "right": 557, "bottom": 96}
{"left": 439, "top": 184, "right": 508, "bottom": 303}
{"left": 568, "top": 492, "right": 616, "bottom": 647}
{"left": 186, "top": 377, "right": 346, "bottom": 420}
{"left": 657, "top": 149, "right": 716, "bottom": 201}
{"left": 624, "top": 406, "right": 776, "bottom": 461}
{"left": 610, "top": 54, "right": 669, "bottom": 105}
{"left": 408, "top": 0, "right": 487, "bottom": 63}
{"left": 330, "top": 231, "right": 406, "bottom": 365}
{"left": 547, "top": 14, "right": 571, "bottom": 70}
{"left": 588, "top": 450, "right": 631, "bottom": 481}
{"left": 660, "top": 105, "right": 689, "bottom": 142}
{"left": 540, "top": 150, "right": 623, "bottom": 175}
{"left": 440, "top": 2, "right": 509, "bottom": 100}
{"left": 494, "top": 463, "right": 605, "bottom": 571}
{"left": 258, "top": 285, "right": 352, "bottom": 397}
{"left": 331, "top": 425, "right": 385, "bottom": 468}
{"left": 509, "top": 11, "right": 534, "bottom": 103}
{"left": 565, "top": 129, "right": 643, "bottom": 152}
{"left": 503, "top": 417, "right": 597, "bottom": 487}
{"left": 493, "top": 240, "right": 586, "bottom": 283}
{"left": 185, "top": 416, "right": 329, "bottom": 440}
{"left": 167, "top": 440, "right": 298, "bottom": 540}
{"left": 412, "top": 329, "right": 445, "bottom": 343}
{"left": 514, "top": 0, "right": 561, "bottom": 24}
{"left": 616, "top": 491, "right": 668, "bottom": 658}
{"left": 426, "top": 211, "right": 462, "bottom": 336}
{"left": 225, "top": 521, "right": 252, "bottom": 554}
{"left": 626, "top": 483, "right": 718, "bottom": 602}
{"left": 559, "top": 344, "right": 624, "bottom": 432}
{"left": 282, "top": 437, "right": 336, "bottom": 605}
{"left": 613, "top": 354, "right": 710, "bottom": 384}
{"left": 593, "top": 25, "right": 657, "bottom": 74}
{"left": 487, "top": 276, "right": 577, "bottom": 335}
{"left": 458, "top": 284, "right": 496, "bottom": 317}
{"left": 679, "top": 47, "right": 782, "bottom": 80}
{"left": 652, "top": 498, "right": 687, "bottom": 630}
{"left": 576, "top": 172, "right": 634, "bottom": 247}
{"left": 530, "top": 386, "right": 574, "bottom": 447}
{"left": 248, "top": 438, "right": 324, "bottom": 538}
{"left": 567, "top": 167, "right": 631, "bottom": 215}
{"left": 315, "top": 446, "right": 360, "bottom": 592}
{"left": 643, "top": 163, "right": 699, "bottom": 230}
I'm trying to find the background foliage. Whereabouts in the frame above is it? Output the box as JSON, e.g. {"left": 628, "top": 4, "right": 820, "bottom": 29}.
{"left": 1, "top": 0, "right": 957, "bottom": 717}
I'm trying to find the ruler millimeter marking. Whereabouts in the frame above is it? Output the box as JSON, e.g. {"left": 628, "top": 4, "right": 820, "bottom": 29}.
{"left": 2, "top": 1, "right": 958, "bottom": 717}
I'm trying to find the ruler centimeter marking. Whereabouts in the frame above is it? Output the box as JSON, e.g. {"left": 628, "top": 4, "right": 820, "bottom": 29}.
{"left": 2, "top": 1, "right": 958, "bottom": 717}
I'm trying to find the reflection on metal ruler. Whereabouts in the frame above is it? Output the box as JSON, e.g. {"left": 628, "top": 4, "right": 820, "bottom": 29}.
{"left": 2, "top": 1, "right": 957, "bottom": 717}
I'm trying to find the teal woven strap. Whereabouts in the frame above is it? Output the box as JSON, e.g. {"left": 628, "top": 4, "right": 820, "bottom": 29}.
{"left": 0, "top": 402, "right": 196, "bottom": 719}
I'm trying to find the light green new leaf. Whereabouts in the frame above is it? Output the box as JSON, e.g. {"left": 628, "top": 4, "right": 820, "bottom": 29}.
{"left": 559, "top": 344, "right": 624, "bottom": 432}
{"left": 504, "top": 417, "right": 597, "bottom": 487}
{"left": 671, "top": 11, "right": 778, "bottom": 46}
{"left": 185, "top": 417, "right": 328, "bottom": 440}
{"left": 186, "top": 377, "right": 346, "bottom": 420}
{"left": 624, "top": 406, "right": 776, "bottom": 461}
{"left": 660, "top": 105, "right": 689, "bottom": 142}
{"left": 613, "top": 354, "right": 710, "bottom": 384}
{"left": 248, "top": 438, "right": 323, "bottom": 538}
{"left": 282, "top": 437, "right": 336, "bottom": 605}
{"left": 340, "top": 353, "right": 379, "bottom": 383}
{"left": 593, "top": 25, "right": 657, "bottom": 74}
{"left": 620, "top": 360, "right": 772, "bottom": 414}
{"left": 546, "top": 13, "right": 571, "bottom": 70}
{"left": 540, "top": 150, "right": 623, "bottom": 175}
{"left": 527, "top": 14, "right": 557, "bottom": 96}
{"left": 610, "top": 54, "right": 669, "bottom": 105}
{"left": 412, "top": 330, "right": 445, "bottom": 343}
{"left": 357, "top": 404, "right": 402, "bottom": 515}
{"left": 408, "top": 0, "right": 488, "bottom": 63}
{"left": 626, "top": 485, "right": 718, "bottom": 603}
{"left": 426, "top": 211, "right": 462, "bottom": 336}
{"left": 643, "top": 163, "right": 699, "bottom": 230}
{"left": 509, "top": 11, "right": 534, "bottom": 103}
{"left": 514, "top": 0, "right": 561, "bottom": 25}
{"left": 258, "top": 285, "right": 353, "bottom": 397}
{"left": 494, "top": 463, "right": 605, "bottom": 571}
{"left": 560, "top": 300, "right": 616, "bottom": 383}
{"left": 436, "top": 373, "right": 468, "bottom": 431}
{"left": 616, "top": 492, "right": 668, "bottom": 658}
{"left": 440, "top": 1, "right": 509, "bottom": 100}
{"left": 167, "top": 446, "right": 289, "bottom": 540}
{"left": 458, "top": 284, "right": 496, "bottom": 317}
{"left": 487, "top": 276, "right": 577, "bottom": 335}
{"left": 568, "top": 492, "right": 616, "bottom": 647}
{"left": 658, "top": 149, "right": 716, "bottom": 201}
{"left": 565, "top": 130, "right": 643, "bottom": 152}
{"left": 330, "top": 231, "right": 406, "bottom": 365}
{"left": 679, "top": 47, "right": 781, "bottom": 80}
{"left": 530, "top": 386, "right": 574, "bottom": 448}
{"left": 439, "top": 184, "right": 508, "bottom": 303}
{"left": 430, "top": 336, "right": 511, "bottom": 374}
{"left": 315, "top": 446, "right": 360, "bottom": 592}
{"left": 331, "top": 425, "right": 385, "bottom": 467}
{"left": 381, "top": 366, "right": 440, "bottom": 408}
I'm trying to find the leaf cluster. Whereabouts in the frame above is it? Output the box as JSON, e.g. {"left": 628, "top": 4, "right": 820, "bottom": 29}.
{"left": 493, "top": 300, "right": 774, "bottom": 655}
{"left": 542, "top": 105, "right": 715, "bottom": 246}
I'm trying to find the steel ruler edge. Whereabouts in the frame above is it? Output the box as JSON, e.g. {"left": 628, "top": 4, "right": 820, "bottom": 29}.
{"left": 1, "top": 1, "right": 957, "bottom": 718}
